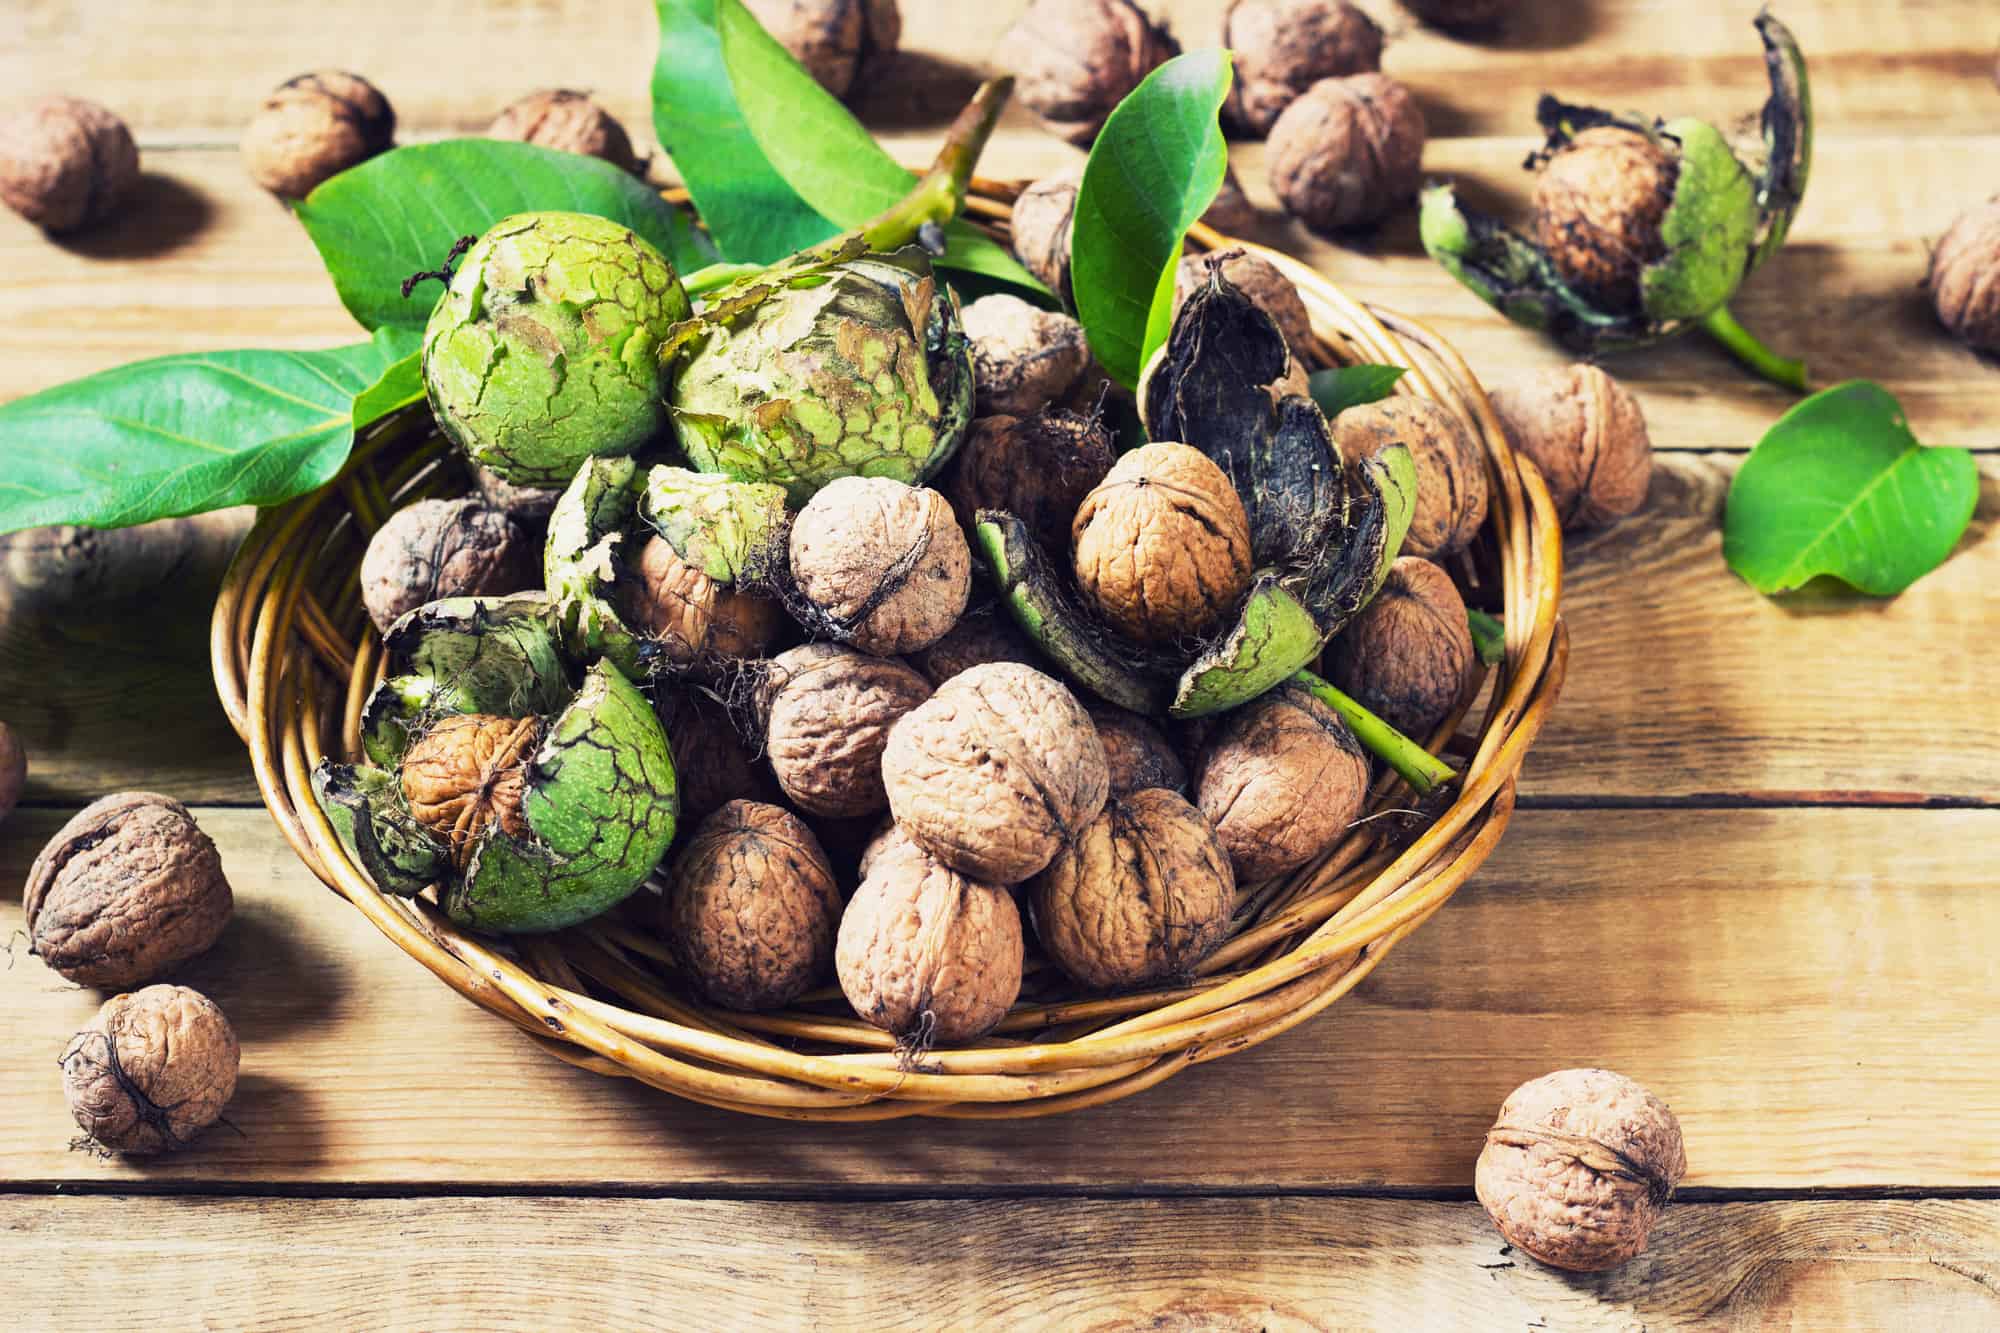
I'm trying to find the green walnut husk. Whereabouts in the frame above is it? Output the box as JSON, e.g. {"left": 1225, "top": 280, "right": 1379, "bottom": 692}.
{"left": 543, "top": 454, "right": 789, "bottom": 677}
{"left": 312, "top": 593, "right": 678, "bottom": 934}
{"left": 664, "top": 246, "right": 974, "bottom": 504}
{"left": 1419, "top": 12, "right": 1812, "bottom": 390}
{"left": 423, "top": 211, "right": 692, "bottom": 487}
{"left": 977, "top": 273, "right": 1417, "bottom": 719}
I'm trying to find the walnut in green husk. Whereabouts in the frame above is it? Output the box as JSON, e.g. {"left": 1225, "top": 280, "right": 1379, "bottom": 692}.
{"left": 359, "top": 497, "right": 536, "bottom": 635}
{"left": 996, "top": 0, "right": 1179, "bottom": 146}
{"left": 1928, "top": 198, "right": 2000, "bottom": 353}
{"left": 1223, "top": 0, "right": 1383, "bottom": 138}
{"left": 486, "top": 90, "right": 642, "bottom": 175}
{"left": 962, "top": 294, "right": 1093, "bottom": 418}
{"left": 1194, "top": 679, "right": 1370, "bottom": 883}
{"left": 1175, "top": 249, "right": 1316, "bottom": 361}
{"left": 62, "top": 985, "right": 238, "bottom": 1155}
{"left": 1533, "top": 127, "right": 1677, "bottom": 314}
{"left": 1489, "top": 363, "right": 1652, "bottom": 529}
{"left": 943, "top": 410, "right": 1115, "bottom": 559}
{"left": 1268, "top": 73, "right": 1426, "bottom": 232}
{"left": 763, "top": 643, "right": 932, "bottom": 818}
{"left": 0, "top": 96, "right": 139, "bottom": 232}
{"left": 788, "top": 477, "right": 971, "bottom": 656}
{"left": 241, "top": 71, "right": 393, "bottom": 200}
{"left": 624, "top": 534, "right": 788, "bottom": 668}
{"left": 1333, "top": 398, "right": 1489, "bottom": 560}
{"left": 1324, "top": 556, "right": 1473, "bottom": 740}
{"left": 746, "top": 0, "right": 903, "bottom": 101}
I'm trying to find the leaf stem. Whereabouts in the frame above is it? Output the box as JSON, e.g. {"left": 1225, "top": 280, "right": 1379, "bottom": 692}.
{"left": 859, "top": 76, "right": 1014, "bottom": 251}
{"left": 1700, "top": 305, "right": 1810, "bottom": 393}
{"left": 681, "top": 261, "right": 769, "bottom": 296}
{"left": 1295, "top": 671, "right": 1458, "bottom": 796}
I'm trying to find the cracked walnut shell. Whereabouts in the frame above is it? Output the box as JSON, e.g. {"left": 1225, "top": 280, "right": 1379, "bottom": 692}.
{"left": 764, "top": 643, "right": 933, "bottom": 818}
{"left": 61, "top": 985, "right": 240, "bottom": 1155}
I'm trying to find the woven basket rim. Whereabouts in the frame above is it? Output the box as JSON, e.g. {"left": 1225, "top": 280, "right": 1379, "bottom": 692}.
{"left": 209, "top": 186, "right": 1569, "bottom": 1121}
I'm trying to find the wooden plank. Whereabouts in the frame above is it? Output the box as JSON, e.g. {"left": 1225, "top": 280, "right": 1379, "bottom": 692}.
{"left": 2, "top": 805, "right": 1994, "bottom": 1190}
{"left": 5, "top": 1194, "right": 2000, "bottom": 1330}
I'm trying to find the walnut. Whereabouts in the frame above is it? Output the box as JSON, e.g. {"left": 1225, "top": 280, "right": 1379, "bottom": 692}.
{"left": 1268, "top": 73, "right": 1426, "bottom": 231}
{"left": 1195, "top": 681, "right": 1369, "bottom": 882}
{"left": 763, "top": 643, "right": 932, "bottom": 817}
{"left": 835, "top": 827, "right": 1023, "bottom": 1043}
{"left": 1175, "top": 249, "right": 1317, "bottom": 362}
{"left": 788, "top": 477, "right": 970, "bottom": 656}
{"left": 0, "top": 720, "right": 23, "bottom": 827}
{"left": 1477, "top": 1068, "right": 1688, "bottom": 1272}
{"left": 882, "top": 662, "right": 1109, "bottom": 885}
{"left": 1404, "top": 0, "right": 1514, "bottom": 27}
{"left": 745, "top": 0, "right": 903, "bottom": 101}
{"left": 399, "top": 714, "right": 543, "bottom": 868}
{"left": 1223, "top": 0, "right": 1383, "bottom": 138}
{"left": 1202, "top": 165, "right": 1259, "bottom": 235}
{"left": 1928, "top": 197, "right": 2000, "bottom": 353}
{"left": 623, "top": 534, "right": 787, "bottom": 669}
{"left": 472, "top": 462, "right": 561, "bottom": 521}
{"left": 61, "top": 985, "right": 240, "bottom": 1155}
{"left": 241, "top": 71, "right": 395, "bottom": 200}
{"left": 657, "top": 689, "right": 782, "bottom": 824}
{"left": 943, "top": 410, "right": 1116, "bottom": 558}
{"left": 907, "top": 602, "right": 1041, "bottom": 687}
{"left": 1089, "top": 703, "right": 1187, "bottom": 796}
{"left": 1011, "top": 166, "right": 1084, "bottom": 304}
{"left": 359, "top": 497, "right": 536, "bottom": 635}
{"left": 1532, "top": 126, "right": 1675, "bottom": 314}
{"left": 1333, "top": 397, "right": 1490, "bottom": 559}
{"left": 961, "top": 294, "right": 1093, "bottom": 418}
{"left": 997, "top": 0, "right": 1179, "bottom": 146}
{"left": 1030, "top": 787, "right": 1233, "bottom": 990}
{"left": 0, "top": 514, "right": 237, "bottom": 608}
{"left": 1325, "top": 556, "right": 1473, "bottom": 740}
{"left": 24, "top": 793, "right": 233, "bottom": 989}
{"left": 1489, "top": 363, "right": 1653, "bottom": 529}
{"left": 486, "top": 90, "right": 642, "bottom": 175}
{"left": 0, "top": 96, "right": 140, "bottom": 233}
{"left": 662, "top": 801, "right": 842, "bottom": 1011}
{"left": 1072, "top": 441, "right": 1255, "bottom": 645}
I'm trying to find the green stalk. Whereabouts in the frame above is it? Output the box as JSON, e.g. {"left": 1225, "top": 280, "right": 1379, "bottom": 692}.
{"left": 1295, "top": 670, "right": 1458, "bottom": 796}
{"left": 682, "top": 262, "right": 768, "bottom": 296}
{"left": 1701, "top": 305, "right": 1810, "bottom": 393}
{"left": 858, "top": 76, "right": 1013, "bottom": 252}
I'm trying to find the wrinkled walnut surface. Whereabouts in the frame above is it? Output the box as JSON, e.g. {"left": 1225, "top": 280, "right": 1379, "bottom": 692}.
{"left": 0, "top": 96, "right": 139, "bottom": 233}
{"left": 1010, "top": 166, "right": 1084, "bottom": 304}
{"left": 1533, "top": 126, "right": 1676, "bottom": 314}
{"left": 998, "top": 0, "right": 1178, "bottom": 146}
{"left": 745, "top": 0, "right": 903, "bottom": 100}
{"left": 486, "top": 89, "right": 641, "bottom": 174}
{"left": 1268, "top": 73, "right": 1425, "bottom": 231}
{"left": 241, "top": 70, "right": 394, "bottom": 199}
{"left": 25, "top": 792, "right": 233, "bottom": 989}
{"left": 1928, "top": 197, "right": 2000, "bottom": 353}
{"left": 789, "top": 477, "right": 971, "bottom": 656}
{"left": 1089, "top": 703, "right": 1188, "bottom": 796}
{"left": 1196, "top": 681, "right": 1370, "bottom": 883}
{"left": 1490, "top": 363, "right": 1653, "bottom": 529}
{"left": 883, "top": 663, "right": 1110, "bottom": 885}
{"left": 1175, "top": 249, "right": 1317, "bottom": 362}
{"left": 1476, "top": 1067, "right": 1688, "bottom": 1272}
{"left": 400, "top": 713, "right": 542, "bottom": 867}
{"left": 907, "top": 603, "right": 1042, "bottom": 687}
{"left": 1334, "top": 397, "right": 1490, "bottom": 560}
{"left": 962, "top": 294, "right": 1093, "bottom": 418}
{"left": 1223, "top": 0, "right": 1383, "bottom": 137}
{"left": 658, "top": 690, "right": 782, "bottom": 823}
{"left": 360, "top": 497, "right": 535, "bottom": 634}
{"left": 945, "top": 410, "right": 1116, "bottom": 558}
{"left": 764, "top": 643, "right": 933, "bottom": 817}
{"left": 1326, "top": 556, "right": 1474, "bottom": 740}
{"left": 61, "top": 985, "right": 240, "bottom": 1155}
{"left": 0, "top": 719, "right": 23, "bottom": 826}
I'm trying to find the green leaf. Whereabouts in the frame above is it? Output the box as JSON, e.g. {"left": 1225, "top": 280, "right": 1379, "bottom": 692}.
{"left": 1073, "top": 50, "right": 1232, "bottom": 387}
{"left": 1309, "top": 365, "right": 1406, "bottom": 420}
{"left": 1723, "top": 381, "right": 1978, "bottom": 596}
{"left": 0, "top": 326, "right": 423, "bottom": 534}
{"left": 296, "top": 140, "right": 712, "bottom": 332}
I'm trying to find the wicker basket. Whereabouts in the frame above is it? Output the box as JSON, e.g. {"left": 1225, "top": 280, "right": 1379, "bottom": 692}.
{"left": 210, "top": 183, "right": 1567, "bottom": 1121}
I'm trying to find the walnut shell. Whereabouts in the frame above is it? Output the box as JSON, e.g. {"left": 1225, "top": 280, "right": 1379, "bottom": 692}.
{"left": 1325, "top": 556, "right": 1473, "bottom": 740}
{"left": 1089, "top": 703, "right": 1187, "bottom": 796}
{"left": 1030, "top": 788, "right": 1233, "bottom": 991}
{"left": 1928, "top": 197, "right": 2000, "bottom": 353}
{"left": 1267, "top": 73, "right": 1426, "bottom": 231}
{"left": 624, "top": 534, "right": 787, "bottom": 669}
{"left": 1333, "top": 397, "right": 1490, "bottom": 560}
{"left": 1489, "top": 363, "right": 1652, "bottom": 529}
{"left": 657, "top": 690, "right": 783, "bottom": 824}
{"left": 1404, "top": 0, "right": 1514, "bottom": 27}
{"left": 0, "top": 96, "right": 139, "bottom": 233}
{"left": 789, "top": 477, "right": 971, "bottom": 656}
{"left": 472, "top": 462, "right": 561, "bottom": 521}
{"left": 24, "top": 793, "right": 233, "bottom": 989}
{"left": 399, "top": 714, "right": 542, "bottom": 867}
{"left": 745, "top": 0, "right": 903, "bottom": 101}
{"left": 997, "top": 0, "right": 1179, "bottom": 146}
{"left": 486, "top": 89, "right": 641, "bottom": 174}
{"left": 882, "top": 663, "right": 1110, "bottom": 885}
{"left": 1175, "top": 249, "right": 1317, "bottom": 362}
{"left": 61, "top": 985, "right": 239, "bottom": 1155}
{"left": 1195, "top": 681, "right": 1369, "bottom": 883}
{"left": 1072, "top": 441, "right": 1255, "bottom": 645}
{"left": 1223, "top": 0, "right": 1383, "bottom": 138}
{"left": 241, "top": 71, "right": 394, "bottom": 200}
{"left": 0, "top": 719, "right": 23, "bottom": 827}
{"left": 764, "top": 643, "right": 933, "bottom": 818}
{"left": 944, "top": 410, "right": 1116, "bottom": 558}
{"left": 835, "top": 829, "right": 1023, "bottom": 1043}
{"left": 907, "top": 603, "right": 1042, "bottom": 687}
{"left": 663, "top": 801, "right": 842, "bottom": 1011}
{"left": 1203, "top": 165, "right": 1259, "bottom": 234}
{"left": 1532, "top": 126, "right": 1675, "bottom": 314}
{"left": 1011, "top": 166, "right": 1084, "bottom": 304}
{"left": 962, "top": 294, "right": 1093, "bottom": 418}
{"left": 359, "top": 497, "right": 536, "bottom": 635}
{"left": 1476, "top": 1068, "right": 1688, "bottom": 1272}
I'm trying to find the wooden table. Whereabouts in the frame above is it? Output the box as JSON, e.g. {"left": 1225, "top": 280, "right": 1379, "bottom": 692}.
{"left": 2, "top": 1, "right": 1996, "bottom": 1326}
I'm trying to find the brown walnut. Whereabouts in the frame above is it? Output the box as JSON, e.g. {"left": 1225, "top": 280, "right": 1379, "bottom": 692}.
{"left": 961, "top": 294, "right": 1093, "bottom": 418}
{"left": 624, "top": 534, "right": 787, "bottom": 669}
{"left": 1089, "top": 703, "right": 1188, "bottom": 796}
{"left": 944, "top": 410, "right": 1116, "bottom": 558}
{"left": 472, "top": 463, "right": 561, "bottom": 521}
{"left": 24, "top": 792, "right": 234, "bottom": 989}
{"left": 1928, "top": 197, "right": 2000, "bottom": 353}
{"left": 399, "top": 713, "right": 542, "bottom": 867}
{"left": 1533, "top": 126, "right": 1676, "bottom": 314}
{"left": 788, "top": 477, "right": 971, "bottom": 656}
{"left": 997, "top": 0, "right": 1179, "bottom": 146}
{"left": 486, "top": 90, "right": 642, "bottom": 175}
{"left": 61, "top": 985, "right": 240, "bottom": 1155}
{"left": 1011, "top": 166, "right": 1084, "bottom": 305}
{"left": 1489, "top": 362, "right": 1653, "bottom": 529}
{"left": 0, "top": 719, "right": 23, "bottom": 827}
{"left": 1476, "top": 1067, "right": 1688, "bottom": 1272}
{"left": 663, "top": 801, "right": 842, "bottom": 1012}
{"left": 1072, "top": 441, "right": 1255, "bottom": 646}
{"left": 1404, "top": 0, "right": 1514, "bottom": 27}
{"left": 1030, "top": 788, "right": 1234, "bottom": 991}
{"left": 359, "top": 497, "right": 536, "bottom": 635}
{"left": 1175, "top": 249, "right": 1317, "bottom": 362}
{"left": 1223, "top": 0, "right": 1383, "bottom": 138}
{"left": 1325, "top": 556, "right": 1473, "bottom": 740}
{"left": 745, "top": 0, "right": 903, "bottom": 101}
{"left": 1203, "top": 165, "right": 1259, "bottom": 235}
{"left": 657, "top": 689, "right": 783, "bottom": 823}
{"left": 1268, "top": 73, "right": 1426, "bottom": 231}
{"left": 907, "top": 602, "right": 1041, "bottom": 687}
{"left": 1195, "top": 681, "right": 1369, "bottom": 883}
{"left": 0, "top": 96, "right": 140, "bottom": 233}
{"left": 882, "top": 662, "right": 1110, "bottom": 885}
{"left": 1334, "top": 396, "right": 1490, "bottom": 560}
{"left": 835, "top": 828, "right": 1023, "bottom": 1044}
{"left": 763, "top": 643, "right": 932, "bottom": 818}
{"left": 241, "top": 71, "right": 395, "bottom": 200}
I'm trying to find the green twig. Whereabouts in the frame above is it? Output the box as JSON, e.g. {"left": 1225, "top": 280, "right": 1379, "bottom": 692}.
{"left": 1701, "top": 305, "right": 1810, "bottom": 393}
{"left": 1295, "top": 670, "right": 1457, "bottom": 796}
{"left": 858, "top": 76, "right": 1013, "bottom": 252}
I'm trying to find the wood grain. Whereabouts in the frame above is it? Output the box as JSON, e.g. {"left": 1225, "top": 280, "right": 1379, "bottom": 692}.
{"left": 2, "top": 804, "right": 1993, "bottom": 1190}
{"left": 4, "top": 1194, "right": 1999, "bottom": 1330}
